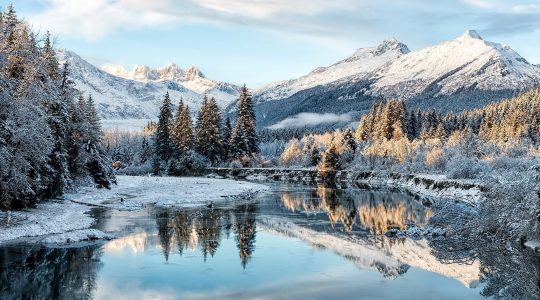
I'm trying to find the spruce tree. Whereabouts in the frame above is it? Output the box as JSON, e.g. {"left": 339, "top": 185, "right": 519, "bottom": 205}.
{"left": 222, "top": 116, "right": 232, "bottom": 160}
{"left": 171, "top": 99, "right": 185, "bottom": 157}
{"left": 140, "top": 136, "right": 151, "bottom": 164}
{"left": 342, "top": 128, "right": 357, "bottom": 154}
{"left": 196, "top": 96, "right": 223, "bottom": 163}
{"left": 155, "top": 91, "right": 174, "bottom": 161}
{"left": 230, "top": 85, "right": 258, "bottom": 159}
{"left": 42, "top": 31, "right": 59, "bottom": 80}
{"left": 319, "top": 136, "right": 341, "bottom": 181}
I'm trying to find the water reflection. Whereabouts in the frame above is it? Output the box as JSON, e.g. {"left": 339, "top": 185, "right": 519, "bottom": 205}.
{"left": 153, "top": 202, "right": 258, "bottom": 268}
{"left": 0, "top": 245, "right": 102, "bottom": 300}
{"left": 1, "top": 183, "right": 538, "bottom": 299}
{"left": 278, "top": 185, "right": 432, "bottom": 234}
{"left": 430, "top": 227, "right": 540, "bottom": 299}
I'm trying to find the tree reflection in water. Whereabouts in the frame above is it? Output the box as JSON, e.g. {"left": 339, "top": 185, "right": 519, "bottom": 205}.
{"left": 278, "top": 184, "right": 432, "bottom": 234}
{"left": 0, "top": 244, "right": 102, "bottom": 300}
{"left": 154, "top": 202, "right": 258, "bottom": 268}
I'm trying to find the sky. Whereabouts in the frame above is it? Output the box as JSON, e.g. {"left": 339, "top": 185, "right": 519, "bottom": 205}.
{"left": 8, "top": 0, "right": 540, "bottom": 88}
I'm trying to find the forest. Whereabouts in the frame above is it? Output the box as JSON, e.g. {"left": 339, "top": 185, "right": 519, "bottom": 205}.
{"left": 0, "top": 5, "right": 113, "bottom": 210}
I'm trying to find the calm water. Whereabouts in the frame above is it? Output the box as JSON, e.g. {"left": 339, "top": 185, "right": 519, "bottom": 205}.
{"left": 0, "top": 183, "right": 537, "bottom": 299}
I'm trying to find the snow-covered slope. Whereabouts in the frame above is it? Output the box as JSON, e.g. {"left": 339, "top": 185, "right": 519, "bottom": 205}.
{"left": 249, "top": 30, "right": 540, "bottom": 128}
{"left": 368, "top": 30, "right": 540, "bottom": 100}
{"left": 255, "top": 38, "right": 410, "bottom": 103}
{"left": 57, "top": 50, "right": 241, "bottom": 120}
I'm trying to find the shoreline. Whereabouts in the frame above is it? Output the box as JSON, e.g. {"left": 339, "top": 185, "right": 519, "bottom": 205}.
{"left": 0, "top": 175, "right": 269, "bottom": 245}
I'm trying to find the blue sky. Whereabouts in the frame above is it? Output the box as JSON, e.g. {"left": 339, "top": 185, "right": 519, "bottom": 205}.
{"left": 8, "top": 0, "right": 540, "bottom": 88}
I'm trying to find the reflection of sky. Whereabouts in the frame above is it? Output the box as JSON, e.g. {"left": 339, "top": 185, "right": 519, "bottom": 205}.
{"left": 95, "top": 231, "right": 484, "bottom": 299}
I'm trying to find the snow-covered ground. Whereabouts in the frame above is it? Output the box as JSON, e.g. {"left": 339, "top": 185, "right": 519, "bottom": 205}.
{"left": 0, "top": 202, "right": 95, "bottom": 244}
{"left": 64, "top": 175, "right": 269, "bottom": 211}
{"left": 0, "top": 176, "right": 268, "bottom": 245}
{"left": 355, "top": 173, "right": 484, "bottom": 206}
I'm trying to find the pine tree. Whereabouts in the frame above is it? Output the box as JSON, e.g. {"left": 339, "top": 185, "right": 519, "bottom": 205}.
{"left": 319, "top": 136, "right": 341, "bottom": 181}
{"left": 171, "top": 99, "right": 185, "bottom": 157}
{"left": 342, "top": 128, "right": 357, "bottom": 154}
{"left": 196, "top": 96, "right": 223, "bottom": 163}
{"left": 222, "top": 116, "right": 232, "bottom": 160}
{"left": 42, "top": 31, "right": 59, "bottom": 80}
{"left": 140, "top": 136, "right": 151, "bottom": 164}
{"left": 230, "top": 85, "right": 258, "bottom": 159}
{"left": 155, "top": 92, "right": 174, "bottom": 161}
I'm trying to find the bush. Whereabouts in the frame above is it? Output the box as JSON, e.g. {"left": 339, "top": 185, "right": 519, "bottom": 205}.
{"left": 446, "top": 156, "right": 485, "bottom": 179}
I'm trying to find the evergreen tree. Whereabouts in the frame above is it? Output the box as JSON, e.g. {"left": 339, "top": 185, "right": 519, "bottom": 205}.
{"left": 155, "top": 92, "right": 174, "bottom": 161}
{"left": 230, "top": 85, "right": 258, "bottom": 159}
{"left": 342, "top": 128, "right": 357, "bottom": 154}
{"left": 319, "top": 136, "right": 341, "bottom": 181}
{"left": 171, "top": 99, "right": 185, "bottom": 156}
{"left": 0, "top": 5, "right": 114, "bottom": 208}
{"left": 196, "top": 96, "right": 222, "bottom": 162}
{"left": 222, "top": 116, "right": 232, "bottom": 160}
{"left": 42, "top": 31, "right": 59, "bottom": 80}
{"left": 140, "top": 136, "right": 151, "bottom": 164}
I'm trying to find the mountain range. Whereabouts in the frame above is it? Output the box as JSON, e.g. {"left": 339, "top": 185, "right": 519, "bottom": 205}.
{"left": 62, "top": 30, "right": 540, "bottom": 130}
{"left": 242, "top": 30, "right": 540, "bottom": 128}
{"left": 57, "top": 50, "right": 242, "bottom": 127}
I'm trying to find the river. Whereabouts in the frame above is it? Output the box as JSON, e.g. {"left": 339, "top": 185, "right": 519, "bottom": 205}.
{"left": 0, "top": 182, "right": 537, "bottom": 299}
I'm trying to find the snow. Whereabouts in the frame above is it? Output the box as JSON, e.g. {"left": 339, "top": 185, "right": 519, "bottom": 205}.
{"left": 0, "top": 202, "right": 95, "bottom": 244}
{"left": 369, "top": 30, "right": 540, "bottom": 99}
{"left": 254, "top": 39, "right": 409, "bottom": 103}
{"left": 41, "top": 229, "right": 114, "bottom": 244}
{"left": 356, "top": 173, "right": 483, "bottom": 206}
{"left": 0, "top": 176, "right": 268, "bottom": 244}
{"left": 525, "top": 240, "right": 540, "bottom": 251}
{"left": 56, "top": 50, "right": 241, "bottom": 120}
{"left": 255, "top": 30, "right": 540, "bottom": 105}
{"left": 64, "top": 175, "right": 270, "bottom": 211}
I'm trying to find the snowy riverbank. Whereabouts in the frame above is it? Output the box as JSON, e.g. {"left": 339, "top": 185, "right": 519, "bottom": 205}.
{"left": 353, "top": 172, "right": 484, "bottom": 206}
{"left": 202, "top": 168, "right": 485, "bottom": 205}
{"left": 0, "top": 176, "right": 268, "bottom": 245}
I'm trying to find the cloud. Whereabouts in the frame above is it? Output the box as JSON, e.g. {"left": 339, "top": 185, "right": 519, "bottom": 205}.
{"left": 268, "top": 112, "right": 352, "bottom": 129}
{"left": 27, "top": 0, "right": 177, "bottom": 40}
{"left": 21, "top": 0, "right": 540, "bottom": 51}
{"left": 25, "top": 0, "right": 361, "bottom": 40}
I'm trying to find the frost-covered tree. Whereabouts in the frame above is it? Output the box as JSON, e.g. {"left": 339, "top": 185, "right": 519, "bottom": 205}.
{"left": 195, "top": 96, "right": 223, "bottom": 163}
{"left": 222, "top": 116, "right": 232, "bottom": 160}
{"left": 140, "top": 136, "right": 151, "bottom": 164}
{"left": 230, "top": 85, "right": 258, "bottom": 159}
{"left": 0, "top": 6, "right": 114, "bottom": 208}
{"left": 155, "top": 91, "right": 174, "bottom": 161}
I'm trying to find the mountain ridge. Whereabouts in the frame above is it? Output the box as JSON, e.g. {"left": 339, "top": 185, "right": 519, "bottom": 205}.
{"left": 57, "top": 50, "right": 242, "bottom": 121}
{"left": 245, "top": 30, "right": 540, "bottom": 128}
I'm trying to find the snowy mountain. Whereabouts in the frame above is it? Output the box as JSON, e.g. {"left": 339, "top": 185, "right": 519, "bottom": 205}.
{"left": 246, "top": 30, "right": 540, "bottom": 128}
{"left": 57, "top": 50, "right": 242, "bottom": 123}
{"left": 255, "top": 38, "right": 410, "bottom": 103}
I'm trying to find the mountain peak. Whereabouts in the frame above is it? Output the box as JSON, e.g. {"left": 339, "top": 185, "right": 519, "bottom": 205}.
{"left": 184, "top": 66, "right": 205, "bottom": 80}
{"left": 156, "top": 63, "right": 183, "bottom": 81}
{"left": 460, "top": 30, "right": 483, "bottom": 40}
{"left": 374, "top": 38, "right": 410, "bottom": 55}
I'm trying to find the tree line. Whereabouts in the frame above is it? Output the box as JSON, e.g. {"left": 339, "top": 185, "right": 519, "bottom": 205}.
{"left": 150, "top": 85, "right": 258, "bottom": 174}
{"left": 0, "top": 5, "right": 114, "bottom": 209}
{"left": 355, "top": 87, "right": 540, "bottom": 145}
